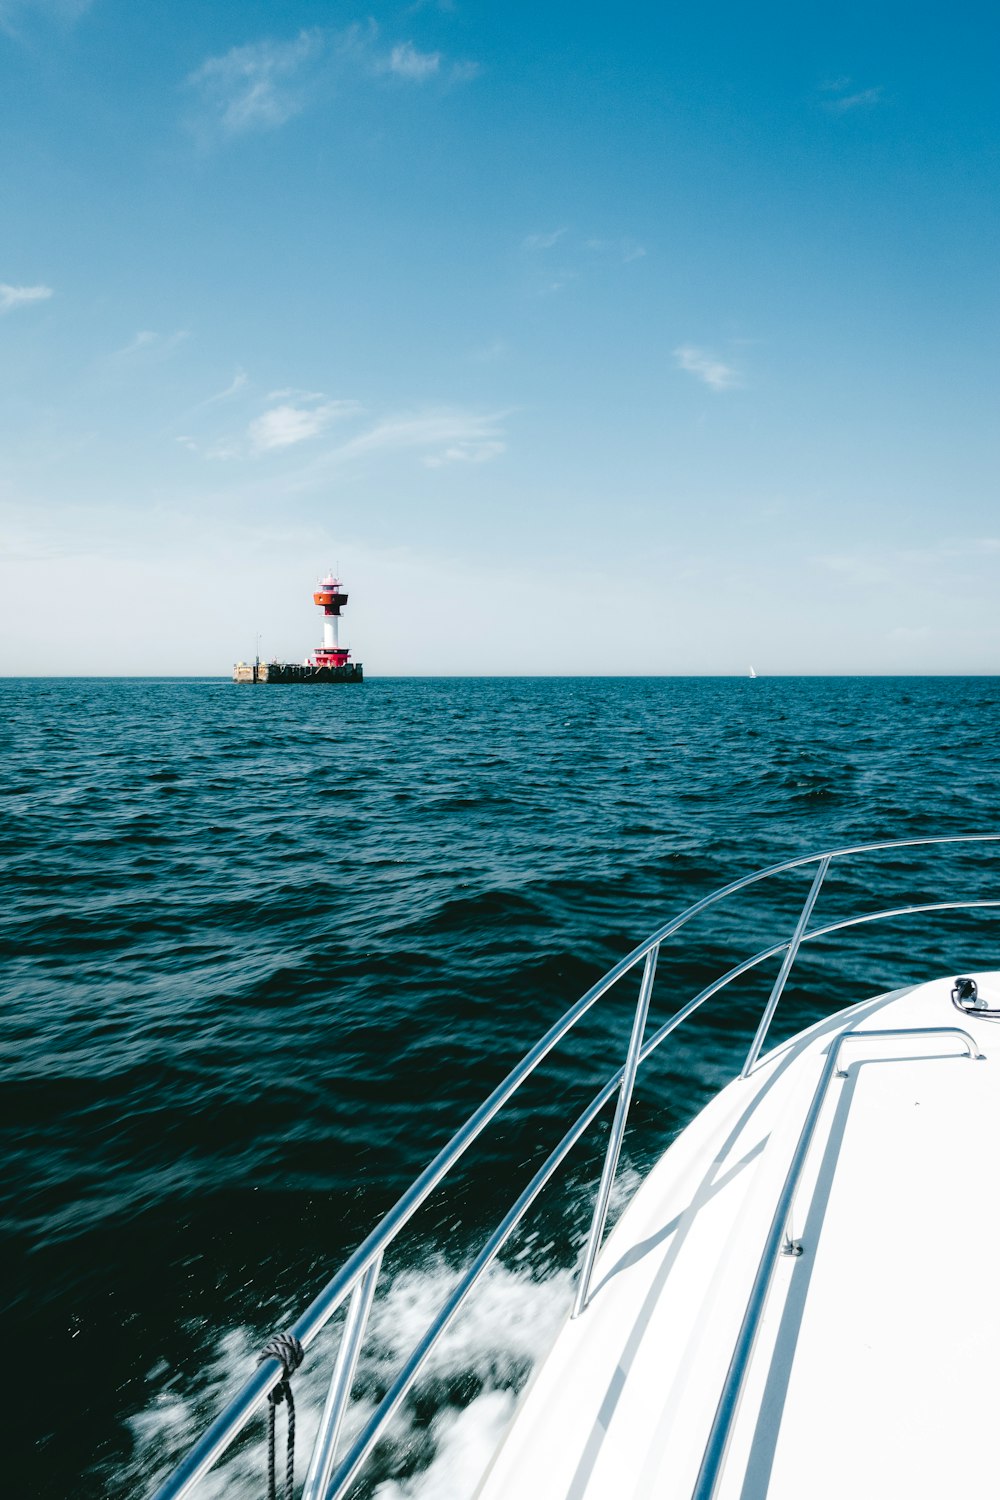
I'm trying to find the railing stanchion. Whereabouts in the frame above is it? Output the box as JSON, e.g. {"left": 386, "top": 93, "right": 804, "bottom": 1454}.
{"left": 740, "top": 856, "right": 831, "bottom": 1079}
{"left": 573, "top": 943, "right": 659, "bottom": 1318}
{"left": 301, "top": 1253, "right": 383, "bottom": 1500}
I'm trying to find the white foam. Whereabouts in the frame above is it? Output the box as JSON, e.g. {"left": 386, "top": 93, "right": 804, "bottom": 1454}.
{"left": 123, "top": 1257, "right": 573, "bottom": 1499}
{"left": 372, "top": 1390, "right": 518, "bottom": 1500}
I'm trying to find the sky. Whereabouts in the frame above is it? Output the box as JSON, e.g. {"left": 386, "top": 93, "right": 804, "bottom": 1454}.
{"left": 1, "top": 0, "right": 998, "bottom": 674}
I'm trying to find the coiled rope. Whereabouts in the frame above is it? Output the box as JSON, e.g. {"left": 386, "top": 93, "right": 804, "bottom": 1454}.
{"left": 257, "top": 1332, "right": 304, "bottom": 1500}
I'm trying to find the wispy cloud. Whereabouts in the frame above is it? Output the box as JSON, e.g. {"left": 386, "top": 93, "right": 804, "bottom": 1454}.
{"left": 374, "top": 33, "right": 479, "bottom": 86}
{"left": 188, "top": 30, "right": 324, "bottom": 137}
{"left": 322, "top": 407, "right": 507, "bottom": 470}
{"left": 586, "top": 237, "right": 647, "bottom": 263}
{"left": 822, "top": 536, "right": 1000, "bottom": 588}
{"left": 203, "top": 368, "right": 248, "bottom": 405}
{"left": 829, "top": 86, "right": 883, "bottom": 112}
{"left": 821, "top": 553, "right": 892, "bottom": 586}
{"left": 188, "top": 24, "right": 479, "bottom": 140}
{"left": 0, "top": 0, "right": 91, "bottom": 37}
{"left": 820, "top": 78, "right": 884, "bottom": 113}
{"left": 521, "top": 228, "right": 646, "bottom": 296}
{"left": 423, "top": 439, "right": 505, "bottom": 468}
{"left": 109, "top": 328, "right": 189, "bottom": 361}
{"left": 266, "top": 386, "right": 326, "bottom": 402}
{"left": 469, "top": 338, "right": 509, "bottom": 363}
{"left": 673, "top": 345, "right": 741, "bottom": 392}
{"left": 0, "top": 283, "right": 53, "bottom": 314}
{"left": 187, "top": 385, "right": 504, "bottom": 472}
{"left": 382, "top": 41, "right": 440, "bottom": 80}
{"left": 248, "top": 398, "right": 361, "bottom": 454}
{"left": 522, "top": 228, "right": 567, "bottom": 251}
{"left": 449, "top": 59, "right": 481, "bottom": 83}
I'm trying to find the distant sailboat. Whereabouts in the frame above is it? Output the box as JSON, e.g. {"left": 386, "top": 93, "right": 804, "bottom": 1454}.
{"left": 748, "top": 665, "right": 757, "bottom": 679}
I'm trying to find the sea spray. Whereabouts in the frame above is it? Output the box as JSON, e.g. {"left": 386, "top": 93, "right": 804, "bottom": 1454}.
{"left": 124, "top": 1259, "right": 573, "bottom": 1499}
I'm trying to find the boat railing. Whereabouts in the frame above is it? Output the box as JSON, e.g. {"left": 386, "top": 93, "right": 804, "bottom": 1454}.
{"left": 151, "top": 834, "right": 1000, "bottom": 1500}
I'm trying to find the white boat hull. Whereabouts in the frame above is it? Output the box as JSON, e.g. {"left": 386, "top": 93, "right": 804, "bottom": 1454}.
{"left": 475, "top": 974, "right": 1000, "bottom": 1500}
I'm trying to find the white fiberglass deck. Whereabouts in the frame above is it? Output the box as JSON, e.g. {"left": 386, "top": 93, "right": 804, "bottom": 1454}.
{"left": 475, "top": 974, "right": 1000, "bottom": 1500}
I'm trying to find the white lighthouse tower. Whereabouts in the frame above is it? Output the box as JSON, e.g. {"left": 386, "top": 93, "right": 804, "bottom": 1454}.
{"left": 312, "top": 574, "right": 351, "bottom": 669}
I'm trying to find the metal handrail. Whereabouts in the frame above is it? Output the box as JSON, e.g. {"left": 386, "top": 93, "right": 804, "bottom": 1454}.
{"left": 691, "top": 1025, "right": 985, "bottom": 1500}
{"left": 740, "top": 856, "right": 831, "bottom": 1077}
{"left": 150, "top": 834, "right": 1000, "bottom": 1500}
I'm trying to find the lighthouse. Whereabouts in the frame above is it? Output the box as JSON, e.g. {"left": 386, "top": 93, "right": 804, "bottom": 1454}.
{"left": 312, "top": 573, "right": 351, "bottom": 668}
{"left": 232, "top": 570, "right": 364, "bottom": 684}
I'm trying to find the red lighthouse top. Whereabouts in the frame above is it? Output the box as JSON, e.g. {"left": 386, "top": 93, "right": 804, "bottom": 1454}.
{"left": 313, "top": 573, "right": 348, "bottom": 614}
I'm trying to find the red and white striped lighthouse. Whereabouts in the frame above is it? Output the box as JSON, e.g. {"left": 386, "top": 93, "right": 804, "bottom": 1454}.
{"left": 311, "top": 573, "right": 351, "bottom": 668}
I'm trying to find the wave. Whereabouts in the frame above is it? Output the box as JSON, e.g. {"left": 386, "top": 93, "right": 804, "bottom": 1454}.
{"left": 7, "top": 675, "right": 1000, "bottom": 1494}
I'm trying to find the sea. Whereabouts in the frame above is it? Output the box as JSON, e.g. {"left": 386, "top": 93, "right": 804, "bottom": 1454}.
{"left": 4, "top": 675, "right": 1000, "bottom": 1500}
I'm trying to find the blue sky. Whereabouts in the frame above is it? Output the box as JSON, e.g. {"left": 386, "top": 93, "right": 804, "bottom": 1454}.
{"left": 2, "top": 0, "right": 998, "bottom": 673}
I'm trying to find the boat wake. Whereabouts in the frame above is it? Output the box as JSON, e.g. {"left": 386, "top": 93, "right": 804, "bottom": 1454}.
{"left": 123, "top": 1256, "right": 574, "bottom": 1500}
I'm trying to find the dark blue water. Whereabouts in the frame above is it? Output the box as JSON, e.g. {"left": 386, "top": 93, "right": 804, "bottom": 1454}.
{"left": 4, "top": 676, "right": 999, "bottom": 1499}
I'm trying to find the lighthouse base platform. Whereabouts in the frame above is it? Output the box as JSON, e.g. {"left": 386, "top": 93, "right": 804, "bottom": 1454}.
{"left": 233, "top": 662, "right": 364, "bottom": 684}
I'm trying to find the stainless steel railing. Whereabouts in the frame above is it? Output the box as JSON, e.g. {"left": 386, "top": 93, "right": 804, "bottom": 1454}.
{"left": 150, "top": 834, "right": 1000, "bottom": 1500}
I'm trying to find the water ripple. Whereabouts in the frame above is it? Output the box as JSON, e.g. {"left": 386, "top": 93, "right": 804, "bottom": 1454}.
{"left": 2, "top": 675, "right": 999, "bottom": 1494}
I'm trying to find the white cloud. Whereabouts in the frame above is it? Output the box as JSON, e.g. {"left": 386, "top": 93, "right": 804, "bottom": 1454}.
{"left": 188, "top": 24, "right": 477, "bottom": 141}
{"left": 539, "top": 270, "right": 579, "bottom": 296}
{"left": 469, "top": 338, "right": 509, "bottom": 363}
{"left": 523, "top": 231, "right": 644, "bottom": 296}
{"left": 673, "top": 345, "right": 741, "bottom": 392}
{"left": 423, "top": 439, "right": 506, "bottom": 468}
{"left": 383, "top": 41, "right": 441, "bottom": 80}
{"left": 117, "top": 330, "right": 157, "bottom": 354}
{"left": 522, "top": 229, "right": 567, "bottom": 251}
{"left": 329, "top": 408, "right": 506, "bottom": 467}
{"left": 0, "top": 283, "right": 53, "bottom": 314}
{"left": 823, "top": 83, "right": 883, "bottom": 112}
{"left": 188, "top": 392, "right": 502, "bottom": 471}
{"left": 0, "top": 0, "right": 90, "bottom": 35}
{"left": 247, "top": 398, "right": 360, "bottom": 454}
{"left": 449, "top": 59, "right": 481, "bottom": 83}
{"left": 204, "top": 368, "right": 248, "bottom": 405}
{"left": 586, "top": 236, "right": 646, "bottom": 263}
{"left": 188, "top": 29, "right": 324, "bottom": 136}
{"left": 109, "top": 328, "right": 189, "bottom": 360}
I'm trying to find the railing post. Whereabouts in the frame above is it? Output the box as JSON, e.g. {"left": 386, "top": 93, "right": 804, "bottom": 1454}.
{"left": 572, "top": 944, "right": 659, "bottom": 1318}
{"left": 739, "top": 856, "right": 831, "bottom": 1079}
{"left": 301, "top": 1254, "right": 382, "bottom": 1500}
